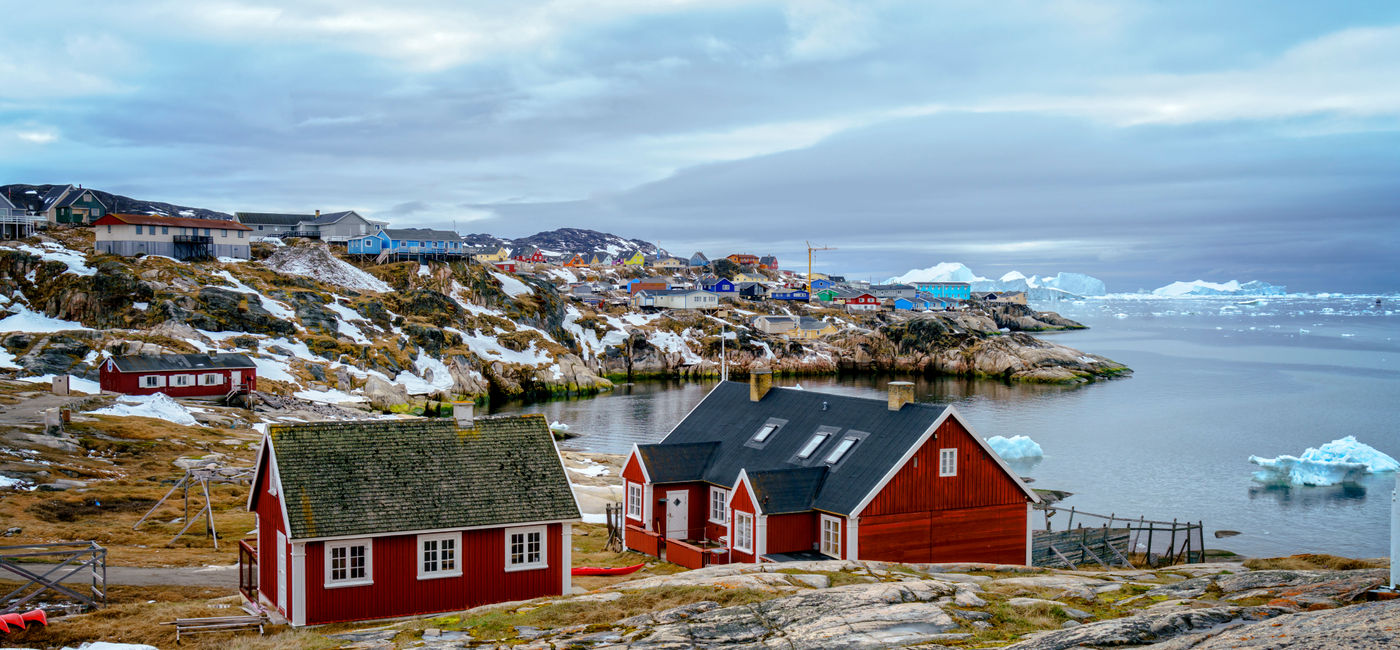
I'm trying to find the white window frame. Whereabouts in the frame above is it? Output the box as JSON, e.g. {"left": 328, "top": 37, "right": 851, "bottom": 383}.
{"left": 171, "top": 374, "right": 192, "bottom": 387}
{"left": 824, "top": 437, "right": 856, "bottom": 464}
{"left": 626, "top": 482, "right": 643, "bottom": 520}
{"left": 752, "top": 424, "right": 778, "bottom": 443}
{"left": 797, "top": 433, "right": 829, "bottom": 459}
{"left": 939, "top": 448, "right": 958, "bottom": 477}
{"left": 733, "top": 511, "right": 754, "bottom": 553}
{"left": 324, "top": 539, "right": 372, "bottom": 588}
{"left": 709, "top": 486, "right": 728, "bottom": 524}
{"left": 200, "top": 373, "right": 223, "bottom": 386}
{"left": 504, "top": 525, "right": 548, "bottom": 572}
{"left": 820, "top": 515, "right": 841, "bottom": 558}
{"left": 417, "top": 532, "right": 462, "bottom": 580}
{"left": 140, "top": 375, "right": 164, "bottom": 388}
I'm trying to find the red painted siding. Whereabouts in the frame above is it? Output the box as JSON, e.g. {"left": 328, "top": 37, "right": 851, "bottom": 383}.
{"left": 657, "top": 483, "right": 709, "bottom": 541}
{"left": 862, "top": 417, "right": 1026, "bottom": 516}
{"left": 302, "top": 524, "right": 565, "bottom": 625}
{"left": 728, "top": 479, "right": 757, "bottom": 563}
{"left": 860, "top": 503, "right": 1027, "bottom": 564}
{"left": 621, "top": 453, "right": 645, "bottom": 483}
{"left": 765, "top": 512, "right": 815, "bottom": 555}
{"left": 99, "top": 362, "right": 256, "bottom": 398}
{"left": 250, "top": 446, "right": 288, "bottom": 617}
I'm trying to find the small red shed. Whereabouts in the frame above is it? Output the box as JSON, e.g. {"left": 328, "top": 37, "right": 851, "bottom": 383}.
{"left": 99, "top": 353, "right": 257, "bottom": 398}
{"left": 622, "top": 373, "right": 1037, "bottom": 567}
{"left": 243, "top": 413, "right": 580, "bottom": 626}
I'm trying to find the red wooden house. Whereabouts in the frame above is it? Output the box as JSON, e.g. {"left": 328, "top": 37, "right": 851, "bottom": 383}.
{"left": 513, "top": 247, "right": 547, "bottom": 264}
{"left": 99, "top": 353, "right": 256, "bottom": 398}
{"left": 492, "top": 260, "right": 519, "bottom": 272}
{"left": 836, "top": 291, "right": 880, "bottom": 312}
{"left": 622, "top": 373, "right": 1037, "bottom": 568}
{"left": 242, "top": 412, "right": 580, "bottom": 626}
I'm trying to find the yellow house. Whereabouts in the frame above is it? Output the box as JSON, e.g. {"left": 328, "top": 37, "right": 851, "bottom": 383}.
{"left": 793, "top": 320, "right": 839, "bottom": 339}
{"left": 475, "top": 246, "right": 510, "bottom": 263}
{"left": 733, "top": 272, "right": 766, "bottom": 283}
{"left": 622, "top": 251, "right": 646, "bottom": 266}
{"left": 651, "top": 256, "right": 687, "bottom": 271}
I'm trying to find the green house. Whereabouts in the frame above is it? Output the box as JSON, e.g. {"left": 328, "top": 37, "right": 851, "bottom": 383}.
{"left": 44, "top": 185, "right": 109, "bottom": 224}
{"left": 815, "top": 288, "right": 841, "bottom": 302}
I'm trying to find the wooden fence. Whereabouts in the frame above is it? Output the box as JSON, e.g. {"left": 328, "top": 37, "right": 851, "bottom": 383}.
{"left": 1032, "top": 506, "right": 1205, "bottom": 569}
{"left": 0, "top": 541, "right": 106, "bottom": 614}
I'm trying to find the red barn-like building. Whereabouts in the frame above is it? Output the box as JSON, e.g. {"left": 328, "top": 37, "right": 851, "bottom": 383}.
{"left": 622, "top": 373, "right": 1037, "bottom": 568}
{"left": 242, "top": 413, "right": 580, "bottom": 626}
{"left": 99, "top": 353, "right": 256, "bottom": 398}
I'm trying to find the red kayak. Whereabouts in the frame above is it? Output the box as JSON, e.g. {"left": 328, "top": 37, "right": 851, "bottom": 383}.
{"left": 572, "top": 563, "right": 645, "bottom": 576}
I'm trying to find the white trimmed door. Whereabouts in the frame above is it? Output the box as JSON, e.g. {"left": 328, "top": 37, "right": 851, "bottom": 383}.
{"left": 665, "top": 490, "right": 688, "bottom": 540}
{"left": 276, "top": 531, "right": 287, "bottom": 613}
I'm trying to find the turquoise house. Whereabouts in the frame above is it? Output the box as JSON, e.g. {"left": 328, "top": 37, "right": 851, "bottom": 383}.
{"left": 913, "top": 281, "right": 970, "bottom": 300}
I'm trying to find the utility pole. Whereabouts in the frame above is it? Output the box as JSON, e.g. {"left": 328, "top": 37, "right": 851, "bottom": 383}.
{"left": 806, "top": 241, "right": 836, "bottom": 299}
{"left": 720, "top": 324, "right": 727, "bottom": 382}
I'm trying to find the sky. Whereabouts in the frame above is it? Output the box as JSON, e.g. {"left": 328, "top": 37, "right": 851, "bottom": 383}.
{"left": 3, "top": 1, "right": 1399, "bottom": 293}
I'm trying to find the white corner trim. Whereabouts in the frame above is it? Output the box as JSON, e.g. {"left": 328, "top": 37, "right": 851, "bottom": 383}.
{"left": 1025, "top": 503, "right": 1033, "bottom": 566}
{"left": 561, "top": 523, "right": 572, "bottom": 595}
{"left": 290, "top": 542, "right": 306, "bottom": 627}
{"left": 731, "top": 469, "right": 764, "bottom": 516}
{"left": 848, "top": 516, "right": 860, "bottom": 561}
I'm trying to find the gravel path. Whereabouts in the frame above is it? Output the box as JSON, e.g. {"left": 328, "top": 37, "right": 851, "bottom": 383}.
{"left": 11, "top": 563, "right": 238, "bottom": 588}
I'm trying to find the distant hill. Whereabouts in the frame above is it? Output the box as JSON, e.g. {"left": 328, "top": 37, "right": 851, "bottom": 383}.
{"left": 462, "top": 228, "right": 658, "bottom": 258}
{"left": 1, "top": 184, "right": 233, "bottom": 221}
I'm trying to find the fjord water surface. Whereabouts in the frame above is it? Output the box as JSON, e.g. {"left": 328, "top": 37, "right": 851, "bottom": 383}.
{"left": 493, "top": 296, "right": 1400, "bottom": 557}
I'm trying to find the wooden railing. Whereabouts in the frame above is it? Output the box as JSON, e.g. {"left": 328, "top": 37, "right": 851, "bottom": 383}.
{"left": 0, "top": 541, "right": 106, "bottom": 614}
{"left": 625, "top": 525, "right": 661, "bottom": 557}
{"left": 665, "top": 538, "right": 707, "bottom": 570}
{"left": 1034, "top": 506, "right": 1205, "bottom": 569}
{"left": 238, "top": 539, "right": 258, "bottom": 602}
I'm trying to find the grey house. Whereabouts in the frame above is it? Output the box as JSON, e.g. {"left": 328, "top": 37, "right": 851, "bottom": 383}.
{"left": 871, "top": 283, "right": 918, "bottom": 300}
{"left": 234, "top": 212, "right": 312, "bottom": 236}
{"left": 298, "top": 210, "right": 378, "bottom": 243}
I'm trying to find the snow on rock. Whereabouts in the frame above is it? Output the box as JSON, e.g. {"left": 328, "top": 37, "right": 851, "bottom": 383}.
{"left": 3, "top": 242, "right": 96, "bottom": 276}
{"left": 294, "top": 388, "right": 366, "bottom": 404}
{"left": 324, "top": 301, "right": 370, "bottom": 344}
{"left": 417, "top": 264, "right": 431, "bottom": 277}
{"left": 394, "top": 353, "right": 456, "bottom": 395}
{"left": 0, "top": 347, "right": 21, "bottom": 370}
{"left": 1250, "top": 435, "right": 1399, "bottom": 486}
{"left": 987, "top": 435, "right": 1044, "bottom": 459}
{"left": 457, "top": 328, "right": 554, "bottom": 366}
{"left": 0, "top": 305, "right": 86, "bottom": 333}
{"left": 490, "top": 271, "right": 534, "bottom": 297}
{"left": 261, "top": 244, "right": 392, "bottom": 293}
{"left": 215, "top": 271, "right": 297, "bottom": 320}
{"left": 17, "top": 374, "right": 100, "bottom": 394}
{"left": 88, "top": 393, "right": 201, "bottom": 427}
{"left": 1, "top": 474, "right": 33, "bottom": 490}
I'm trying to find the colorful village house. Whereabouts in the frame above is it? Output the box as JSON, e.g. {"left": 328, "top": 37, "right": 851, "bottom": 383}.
{"left": 727, "top": 253, "right": 759, "bottom": 267}
{"left": 770, "top": 288, "right": 810, "bottom": 301}
{"left": 913, "top": 281, "right": 972, "bottom": 301}
{"left": 688, "top": 252, "right": 710, "bottom": 268}
{"left": 513, "top": 247, "right": 548, "bottom": 264}
{"left": 99, "top": 353, "right": 257, "bottom": 399}
{"left": 621, "top": 374, "right": 1037, "bottom": 568}
{"left": 242, "top": 411, "right": 580, "bottom": 626}
{"left": 814, "top": 288, "right": 841, "bottom": 302}
{"left": 758, "top": 255, "right": 778, "bottom": 270}
{"left": 563, "top": 254, "right": 589, "bottom": 268}
{"left": 94, "top": 213, "right": 253, "bottom": 260}
{"left": 700, "top": 276, "right": 736, "bottom": 293}
{"left": 838, "top": 291, "right": 880, "bottom": 312}
{"left": 621, "top": 251, "right": 646, "bottom": 266}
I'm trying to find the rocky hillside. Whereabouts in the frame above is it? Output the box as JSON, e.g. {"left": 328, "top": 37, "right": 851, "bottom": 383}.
{"left": 1, "top": 184, "right": 233, "bottom": 220}
{"left": 0, "top": 229, "right": 1127, "bottom": 418}
{"left": 462, "top": 227, "right": 658, "bottom": 258}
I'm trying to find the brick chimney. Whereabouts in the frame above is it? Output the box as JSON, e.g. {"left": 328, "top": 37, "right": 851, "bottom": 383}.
{"left": 888, "top": 381, "right": 914, "bottom": 411}
{"left": 453, "top": 401, "right": 475, "bottom": 428}
{"left": 749, "top": 369, "right": 772, "bottom": 402}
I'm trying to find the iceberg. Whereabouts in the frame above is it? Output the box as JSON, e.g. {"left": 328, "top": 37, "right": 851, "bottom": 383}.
{"left": 987, "top": 435, "right": 1044, "bottom": 460}
{"left": 1038, "top": 272, "right": 1107, "bottom": 297}
{"left": 888, "top": 262, "right": 987, "bottom": 285}
{"left": 888, "top": 263, "right": 1108, "bottom": 298}
{"left": 1152, "top": 279, "right": 1287, "bottom": 297}
{"left": 1249, "top": 435, "right": 1399, "bottom": 486}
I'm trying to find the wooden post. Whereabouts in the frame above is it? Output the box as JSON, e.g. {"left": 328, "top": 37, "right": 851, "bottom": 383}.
{"left": 1131, "top": 516, "right": 1144, "bottom": 557}
{"left": 1146, "top": 525, "right": 1154, "bottom": 567}
{"left": 1067, "top": 507, "right": 1075, "bottom": 530}
{"left": 1168, "top": 518, "right": 1178, "bottom": 566}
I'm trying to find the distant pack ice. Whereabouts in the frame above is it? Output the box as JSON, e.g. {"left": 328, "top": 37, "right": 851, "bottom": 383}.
{"left": 1151, "top": 279, "right": 1287, "bottom": 297}
{"left": 888, "top": 263, "right": 1107, "bottom": 297}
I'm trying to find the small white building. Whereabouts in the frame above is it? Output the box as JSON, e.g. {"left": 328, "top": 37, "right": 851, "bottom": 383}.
{"left": 632, "top": 289, "right": 721, "bottom": 310}
{"left": 94, "top": 213, "right": 252, "bottom": 260}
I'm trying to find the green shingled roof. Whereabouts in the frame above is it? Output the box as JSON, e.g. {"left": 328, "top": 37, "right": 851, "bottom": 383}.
{"left": 268, "top": 415, "right": 579, "bottom": 540}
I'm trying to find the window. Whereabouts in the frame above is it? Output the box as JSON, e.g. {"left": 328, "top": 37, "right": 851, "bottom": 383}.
{"left": 203, "top": 228, "right": 211, "bottom": 236}
{"left": 140, "top": 375, "right": 162, "bottom": 388}
{"left": 709, "top": 487, "right": 728, "bottom": 524}
{"left": 626, "top": 483, "right": 643, "bottom": 520}
{"left": 505, "top": 525, "right": 547, "bottom": 571}
{"left": 106, "top": 225, "right": 111, "bottom": 233}
{"left": 733, "top": 511, "right": 753, "bottom": 553}
{"left": 824, "top": 437, "right": 857, "bottom": 464}
{"left": 237, "top": 230, "right": 244, "bottom": 238}
{"left": 820, "top": 515, "right": 841, "bottom": 557}
{"left": 939, "top": 448, "right": 957, "bottom": 477}
{"left": 418, "top": 532, "right": 461, "bottom": 579}
{"left": 200, "top": 373, "right": 223, "bottom": 386}
{"left": 258, "top": 225, "right": 264, "bottom": 230}
{"left": 161, "top": 226, "right": 169, "bottom": 234}
{"left": 325, "top": 539, "right": 371, "bottom": 587}
{"left": 221, "top": 229, "right": 228, "bottom": 237}
{"left": 797, "top": 433, "right": 829, "bottom": 459}
{"left": 135, "top": 225, "right": 143, "bottom": 235}
{"left": 172, "top": 374, "right": 191, "bottom": 387}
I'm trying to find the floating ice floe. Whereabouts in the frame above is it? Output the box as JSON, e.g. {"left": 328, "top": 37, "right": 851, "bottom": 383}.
{"left": 1249, "top": 435, "right": 1399, "bottom": 486}
{"left": 87, "top": 393, "right": 201, "bottom": 427}
{"left": 987, "top": 435, "right": 1044, "bottom": 459}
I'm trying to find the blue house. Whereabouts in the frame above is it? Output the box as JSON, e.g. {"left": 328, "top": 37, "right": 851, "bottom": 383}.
{"left": 893, "top": 297, "right": 929, "bottom": 311}
{"left": 913, "top": 281, "right": 971, "bottom": 300}
{"left": 771, "top": 289, "right": 810, "bottom": 301}
{"left": 689, "top": 252, "right": 710, "bottom": 268}
{"left": 348, "top": 227, "right": 465, "bottom": 257}
{"left": 810, "top": 278, "right": 835, "bottom": 291}
{"left": 700, "top": 276, "right": 735, "bottom": 293}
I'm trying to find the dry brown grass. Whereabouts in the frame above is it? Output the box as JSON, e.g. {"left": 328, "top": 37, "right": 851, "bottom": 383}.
{"left": 1242, "top": 554, "right": 1389, "bottom": 571}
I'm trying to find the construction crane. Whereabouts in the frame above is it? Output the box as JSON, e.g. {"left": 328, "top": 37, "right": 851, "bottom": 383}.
{"left": 806, "top": 241, "right": 836, "bottom": 298}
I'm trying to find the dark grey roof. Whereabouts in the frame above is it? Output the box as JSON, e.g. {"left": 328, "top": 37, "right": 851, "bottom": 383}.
{"left": 266, "top": 415, "right": 579, "bottom": 539}
{"left": 797, "top": 317, "right": 831, "bottom": 330}
{"left": 110, "top": 353, "right": 255, "bottom": 372}
{"left": 235, "top": 212, "right": 313, "bottom": 226}
{"left": 642, "top": 382, "right": 950, "bottom": 516}
{"left": 747, "top": 467, "right": 827, "bottom": 514}
{"left": 384, "top": 227, "right": 463, "bottom": 242}
{"left": 302, "top": 210, "right": 362, "bottom": 225}
{"left": 871, "top": 284, "right": 913, "bottom": 291}
{"left": 55, "top": 189, "right": 105, "bottom": 209}
{"left": 40, "top": 185, "right": 73, "bottom": 210}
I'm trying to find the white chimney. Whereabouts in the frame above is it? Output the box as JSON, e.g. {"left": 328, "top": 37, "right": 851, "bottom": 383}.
{"left": 453, "top": 401, "right": 475, "bottom": 428}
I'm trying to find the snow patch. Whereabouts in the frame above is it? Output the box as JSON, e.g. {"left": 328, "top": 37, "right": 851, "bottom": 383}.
{"left": 3, "top": 243, "right": 95, "bottom": 276}
{"left": 17, "top": 374, "right": 100, "bottom": 394}
{"left": 88, "top": 393, "right": 201, "bottom": 427}
{"left": 1250, "top": 436, "right": 1399, "bottom": 486}
{"left": 215, "top": 271, "right": 297, "bottom": 320}
{"left": 394, "top": 353, "right": 456, "bottom": 395}
{"left": 294, "top": 388, "right": 366, "bottom": 404}
{"left": 0, "top": 305, "right": 86, "bottom": 333}
{"left": 261, "top": 244, "right": 392, "bottom": 293}
{"left": 490, "top": 271, "right": 534, "bottom": 297}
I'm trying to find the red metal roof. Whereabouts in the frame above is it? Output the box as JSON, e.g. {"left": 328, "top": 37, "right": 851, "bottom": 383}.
{"left": 93, "top": 213, "right": 253, "bottom": 231}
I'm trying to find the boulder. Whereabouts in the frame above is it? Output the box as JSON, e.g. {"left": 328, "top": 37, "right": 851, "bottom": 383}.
{"left": 1186, "top": 599, "right": 1400, "bottom": 649}
{"left": 1004, "top": 606, "right": 1291, "bottom": 650}
{"left": 364, "top": 375, "right": 409, "bottom": 410}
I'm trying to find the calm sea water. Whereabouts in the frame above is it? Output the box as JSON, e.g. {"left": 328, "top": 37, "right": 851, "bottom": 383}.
{"left": 492, "top": 296, "right": 1400, "bottom": 558}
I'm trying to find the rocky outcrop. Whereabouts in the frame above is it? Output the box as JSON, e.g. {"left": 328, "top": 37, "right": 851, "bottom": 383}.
{"left": 1187, "top": 599, "right": 1400, "bottom": 649}
{"left": 1005, "top": 605, "right": 1292, "bottom": 650}
{"left": 364, "top": 375, "right": 410, "bottom": 409}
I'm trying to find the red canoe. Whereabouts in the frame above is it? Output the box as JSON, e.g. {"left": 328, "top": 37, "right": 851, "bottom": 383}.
{"left": 571, "top": 563, "right": 645, "bottom": 576}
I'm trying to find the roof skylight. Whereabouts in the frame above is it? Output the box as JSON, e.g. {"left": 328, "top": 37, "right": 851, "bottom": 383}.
{"left": 753, "top": 424, "right": 778, "bottom": 442}
{"left": 797, "top": 432, "right": 829, "bottom": 459}
{"left": 824, "top": 437, "right": 857, "bottom": 464}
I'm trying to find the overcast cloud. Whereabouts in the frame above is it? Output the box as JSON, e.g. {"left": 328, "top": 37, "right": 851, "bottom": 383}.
{"left": 3, "top": 1, "right": 1398, "bottom": 292}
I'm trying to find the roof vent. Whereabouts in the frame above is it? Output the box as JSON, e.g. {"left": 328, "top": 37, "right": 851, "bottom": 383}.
{"left": 453, "top": 401, "right": 475, "bottom": 428}
{"left": 888, "top": 381, "right": 914, "bottom": 411}
{"left": 821, "top": 401, "right": 828, "bottom": 411}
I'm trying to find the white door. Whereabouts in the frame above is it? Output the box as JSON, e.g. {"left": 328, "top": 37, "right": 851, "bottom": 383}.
{"left": 276, "top": 531, "right": 287, "bottom": 613}
{"left": 665, "top": 490, "right": 689, "bottom": 540}
{"left": 230, "top": 371, "right": 241, "bottom": 388}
